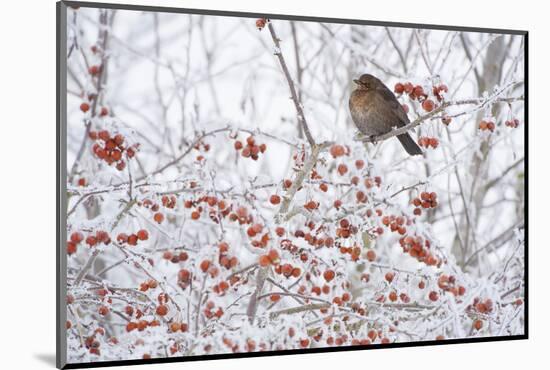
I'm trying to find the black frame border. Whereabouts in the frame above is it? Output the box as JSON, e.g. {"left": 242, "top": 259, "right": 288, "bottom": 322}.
{"left": 56, "top": 1, "right": 529, "bottom": 369}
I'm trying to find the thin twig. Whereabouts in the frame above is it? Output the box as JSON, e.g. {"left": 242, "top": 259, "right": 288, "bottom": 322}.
{"left": 267, "top": 22, "right": 315, "bottom": 147}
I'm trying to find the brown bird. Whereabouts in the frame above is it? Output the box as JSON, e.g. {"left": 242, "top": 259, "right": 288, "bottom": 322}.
{"left": 349, "top": 74, "right": 422, "bottom": 156}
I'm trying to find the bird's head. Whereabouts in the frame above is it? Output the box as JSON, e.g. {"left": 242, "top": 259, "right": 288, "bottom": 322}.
{"left": 353, "top": 74, "right": 381, "bottom": 91}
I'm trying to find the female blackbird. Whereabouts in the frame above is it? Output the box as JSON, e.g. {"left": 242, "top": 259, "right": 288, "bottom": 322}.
{"left": 349, "top": 74, "right": 422, "bottom": 156}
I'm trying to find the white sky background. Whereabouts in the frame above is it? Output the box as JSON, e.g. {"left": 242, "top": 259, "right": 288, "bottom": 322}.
{"left": 65, "top": 6, "right": 524, "bottom": 362}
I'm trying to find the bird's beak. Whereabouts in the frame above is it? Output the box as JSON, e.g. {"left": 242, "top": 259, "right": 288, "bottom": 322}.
{"left": 353, "top": 79, "right": 360, "bottom": 85}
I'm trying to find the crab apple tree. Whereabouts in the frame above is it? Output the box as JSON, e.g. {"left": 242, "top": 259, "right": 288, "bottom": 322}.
{"left": 64, "top": 9, "right": 525, "bottom": 363}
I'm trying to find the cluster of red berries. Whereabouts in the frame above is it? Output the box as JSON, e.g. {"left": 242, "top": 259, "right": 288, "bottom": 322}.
{"left": 364, "top": 176, "right": 382, "bottom": 189}
{"left": 177, "top": 268, "right": 192, "bottom": 289}
{"left": 84, "top": 329, "right": 106, "bottom": 356}
{"left": 67, "top": 231, "right": 85, "bottom": 255}
{"left": 381, "top": 215, "right": 410, "bottom": 235}
{"left": 431, "top": 84, "right": 449, "bottom": 102}
{"left": 254, "top": 234, "right": 272, "bottom": 250}
{"left": 394, "top": 82, "right": 438, "bottom": 112}
{"left": 193, "top": 140, "right": 211, "bottom": 153}
{"left": 139, "top": 198, "right": 169, "bottom": 224}
{"left": 329, "top": 144, "right": 349, "bottom": 158}
{"left": 222, "top": 338, "right": 240, "bottom": 353}
{"left": 437, "top": 274, "right": 466, "bottom": 297}
{"left": 221, "top": 337, "right": 267, "bottom": 353}
{"left": 234, "top": 136, "right": 267, "bottom": 161}
{"left": 245, "top": 223, "right": 263, "bottom": 239}
{"left": 332, "top": 292, "right": 352, "bottom": 306}
{"left": 412, "top": 191, "right": 438, "bottom": 215}
{"left": 505, "top": 118, "right": 520, "bottom": 128}
{"left": 336, "top": 218, "right": 359, "bottom": 240}
{"left": 227, "top": 205, "right": 270, "bottom": 248}
{"left": 140, "top": 198, "right": 161, "bottom": 212}
{"left": 156, "top": 292, "right": 171, "bottom": 314}
{"left": 350, "top": 338, "right": 374, "bottom": 346}
{"left": 469, "top": 297, "right": 494, "bottom": 314}
{"left": 394, "top": 82, "right": 428, "bottom": 101}
{"left": 89, "top": 129, "right": 137, "bottom": 171}
{"left": 217, "top": 242, "right": 239, "bottom": 270}
{"left": 259, "top": 249, "right": 281, "bottom": 267}
{"left": 395, "top": 82, "right": 449, "bottom": 113}
{"left": 339, "top": 244, "right": 362, "bottom": 261}
{"left": 169, "top": 321, "right": 189, "bottom": 333}
{"left": 125, "top": 319, "right": 161, "bottom": 333}
{"left": 255, "top": 18, "right": 268, "bottom": 30}
{"left": 122, "top": 305, "right": 140, "bottom": 319}
{"left": 387, "top": 290, "right": 411, "bottom": 303}
{"left": 204, "top": 300, "right": 224, "bottom": 319}
{"left": 366, "top": 329, "right": 390, "bottom": 344}
{"left": 116, "top": 229, "right": 148, "bottom": 246}
{"left": 418, "top": 136, "right": 439, "bottom": 149}
{"left": 138, "top": 279, "right": 158, "bottom": 292}
{"left": 279, "top": 239, "right": 301, "bottom": 258}
{"left": 328, "top": 334, "right": 381, "bottom": 346}
{"left": 283, "top": 224, "right": 335, "bottom": 249}
{"left": 244, "top": 222, "right": 270, "bottom": 248}
{"left": 199, "top": 259, "right": 220, "bottom": 278}
{"left": 398, "top": 235, "right": 440, "bottom": 266}
{"left": 324, "top": 335, "right": 346, "bottom": 346}
{"left": 185, "top": 195, "right": 232, "bottom": 224}
{"left": 221, "top": 203, "right": 249, "bottom": 226}
{"left": 479, "top": 119, "right": 496, "bottom": 132}
{"left": 310, "top": 284, "right": 331, "bottom": 296}
{"left": 162, "top": 250, "right": 189, "bottom": 264}
{"left": 161, "top": 195, "right": 177, "bottom": 209}
{"left": 274, "top": 263, "right": 301, "bottom": 278}
{"left": 212, "top": 280, "right": 232, "bottom": 295}
{"left": 71, "top": 230, "right": 111, "bottom": 251}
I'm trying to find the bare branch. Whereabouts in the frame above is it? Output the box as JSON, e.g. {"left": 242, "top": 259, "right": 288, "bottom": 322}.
{"left": 267, "top": 22, "right": 316, "bottom": 147}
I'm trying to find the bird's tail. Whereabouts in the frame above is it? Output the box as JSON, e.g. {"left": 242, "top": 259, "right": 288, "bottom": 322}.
{"left": 397, "top": 133, "right": 423, "bottom": 156}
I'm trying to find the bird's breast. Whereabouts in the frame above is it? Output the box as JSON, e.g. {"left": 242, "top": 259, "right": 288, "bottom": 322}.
{"left": 349, "top": 90, "right": 392, "bottom": 136}
{"left": 349, "top": 92, "right": 375, "bottom": 134}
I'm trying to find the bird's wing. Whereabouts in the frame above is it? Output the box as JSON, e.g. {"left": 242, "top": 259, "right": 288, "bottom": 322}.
{"left": 375, "top": 86, "right": 410, "bottom": 127}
